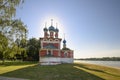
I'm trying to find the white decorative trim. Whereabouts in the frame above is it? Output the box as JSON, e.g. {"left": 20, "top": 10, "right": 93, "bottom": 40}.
{"left": 40, "top": 57, "right": 73, "bottom": 65}
{"left": 41, "top": 41, "right": 61, "bottom": 43}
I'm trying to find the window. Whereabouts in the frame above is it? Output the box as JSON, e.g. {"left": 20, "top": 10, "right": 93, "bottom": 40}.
{"left": 64, "top": 52, "right": 67, "bottom": 57}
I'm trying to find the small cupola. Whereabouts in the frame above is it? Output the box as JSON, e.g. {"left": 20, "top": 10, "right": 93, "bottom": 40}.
{"left": 55, "top": 27, "right": 59, "bottom": 32}
{"left": 44, "top": 27, "right": 48, "bottom": 31}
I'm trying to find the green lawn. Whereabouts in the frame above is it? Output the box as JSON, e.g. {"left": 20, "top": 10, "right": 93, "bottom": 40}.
{"left": 0, "top": 61, "right": 120, "bottom": 80}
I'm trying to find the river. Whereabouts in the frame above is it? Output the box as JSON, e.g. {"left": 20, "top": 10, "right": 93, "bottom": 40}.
{"left": 74, "top": 60, "right": 120, "bottom": 69}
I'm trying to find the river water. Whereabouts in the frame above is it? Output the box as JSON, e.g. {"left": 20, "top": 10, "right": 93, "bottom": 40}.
{"left": 74, "top": 60, "right": 120, "bottom": 69}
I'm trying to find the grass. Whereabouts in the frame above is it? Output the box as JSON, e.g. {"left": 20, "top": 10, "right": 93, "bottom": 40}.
{"left": 0, "top": 61, "right": 120, "bottom": 80}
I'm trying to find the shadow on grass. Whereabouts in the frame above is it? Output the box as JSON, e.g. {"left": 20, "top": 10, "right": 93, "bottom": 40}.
{"left": 75, "top": 63, "right": 105, "bottom": 72}
{"left": 0, "top": 63, "right": 105, "bottom": 80}
{"left": 75, "top": 63, "right": 120, "bottom": 77}
{"left": 0, "top": 61, "right": 38, "bottom": 66}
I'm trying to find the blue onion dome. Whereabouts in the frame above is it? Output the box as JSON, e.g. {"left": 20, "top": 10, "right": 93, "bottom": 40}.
{"left": 55, "top": 28, "right": 59, "bottom": 32}
{"left": 43, "top": 27, "right": 48, "bottom": 31}
{"left": 63, "top": 39, "right": 66, "bottom": 44}
{"left": 49, "top": 26, "right": 55, "bottom": 31}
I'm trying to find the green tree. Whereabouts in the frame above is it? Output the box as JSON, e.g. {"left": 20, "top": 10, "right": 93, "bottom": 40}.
{"left": 0, "top": 0, "right": 27, "bottom": 63}
{"left": 0, "top": 33, "right": 9, "bottom": 63}
{"left": 15, "top": 38, "right": 27, "bottom": 61}
{"left": 27, "top": 38, "right": 40, "bottom": 61}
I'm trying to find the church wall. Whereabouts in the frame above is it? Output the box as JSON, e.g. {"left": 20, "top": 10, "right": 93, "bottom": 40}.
{"left": 40, "top": 57, "right": 61, "bottom": 65}
{"left": 68, "top": 51, "right": 74, "bottom": 58}
{"left": 61, "top": 58, "right": 73, "bottom": 63}
{"left": 39, "top": 50, "right": 47, "bottom": 57}
{"left": 60, "top": 51, "right": 65, "bottom": 58}
{"left": 60, "top": 50, "right": 73, "bottom": 58}
{"left": 53, "top": 50, "right": 59, "bottom": 57}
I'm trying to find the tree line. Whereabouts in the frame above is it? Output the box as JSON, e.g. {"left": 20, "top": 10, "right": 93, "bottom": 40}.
{"left": 11, "top": 38, "right": 40, "bottom": 61}
{"left": 0, "top": 0, "right": 40, "bottom": 64}
{"left": 75, "top": 57, "right": 120, "bottom": 61}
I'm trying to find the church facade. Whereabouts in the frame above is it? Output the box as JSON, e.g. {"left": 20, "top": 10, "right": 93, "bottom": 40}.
{"left": 39, "top": 20, "right": 73, "bottom": 65}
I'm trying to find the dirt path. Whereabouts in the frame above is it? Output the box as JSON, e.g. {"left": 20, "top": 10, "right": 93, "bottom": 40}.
{"left": 0, "top": 76, "right": 29, "bottom": 80}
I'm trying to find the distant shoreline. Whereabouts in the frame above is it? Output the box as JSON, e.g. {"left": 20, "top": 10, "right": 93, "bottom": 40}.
{"left": 74, "top": 59, "right": 120, "bottom": 61}
{"left": 74, "top": 57, "right": 120, "bottom": 61}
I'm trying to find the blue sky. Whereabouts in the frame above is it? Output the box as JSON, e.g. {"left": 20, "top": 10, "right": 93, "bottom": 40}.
{"left": 16, "top": 0, "right": 120, "bottom": 58}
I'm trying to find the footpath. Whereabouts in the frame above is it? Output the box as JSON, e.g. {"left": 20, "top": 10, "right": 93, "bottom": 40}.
{"left": 0, "top": 76, "right": 28, "bottom": 80}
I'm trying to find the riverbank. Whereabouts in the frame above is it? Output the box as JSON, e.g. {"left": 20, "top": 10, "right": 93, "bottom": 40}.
{"left": 74, "top": 60, "right": 120, "bottom": 69}
{"left": 0, "top": 61, "right": 120, "bottom": 80}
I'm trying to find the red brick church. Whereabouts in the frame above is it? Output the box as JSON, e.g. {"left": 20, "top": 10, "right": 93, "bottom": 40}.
{"left": 39, "top": 19, "right": 73, "bottom": 65}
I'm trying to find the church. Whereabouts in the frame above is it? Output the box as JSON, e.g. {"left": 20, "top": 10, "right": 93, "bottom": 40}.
{"left": 39, "top": 19, "right": 74, "bottom": 65}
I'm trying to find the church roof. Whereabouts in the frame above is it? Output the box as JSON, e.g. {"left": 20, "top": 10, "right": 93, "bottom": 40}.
{"left": 62, "top": 47, "right": 70, "bottom": 50}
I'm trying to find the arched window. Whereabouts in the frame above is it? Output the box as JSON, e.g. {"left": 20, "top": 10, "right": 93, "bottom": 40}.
{"left": 64, "top": 52, "right": 67, "bottom": 57}
{"left": 48, "top": 50, "right": 51, "bottom": 56}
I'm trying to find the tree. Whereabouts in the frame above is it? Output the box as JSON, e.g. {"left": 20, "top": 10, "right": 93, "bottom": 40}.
{"left": 0, "top": 33, "right": 9, "bottom": 63}
{"left": 0, "top": 0, "right": 27, "bottom": 63}
{"left": 15, "top": 38, "right": 27, "bottom": 60}
{"left": 27, "top": 38, "right": 40, "bottom": 61}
